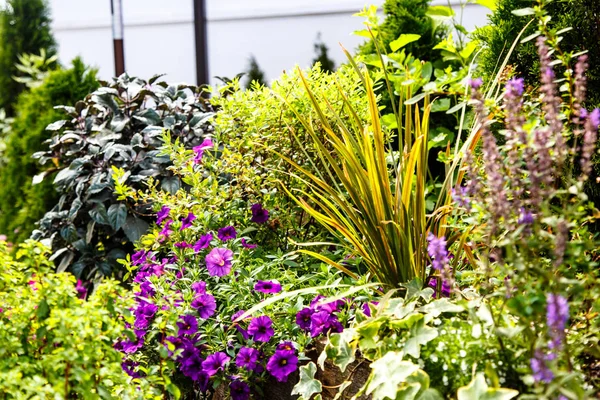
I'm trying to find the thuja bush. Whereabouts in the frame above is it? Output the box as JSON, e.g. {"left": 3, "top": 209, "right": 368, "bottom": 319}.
{"left": 32, "top": 74, "right": 214, "bottom": 279}
{"left": 110, "top": 132, "right": 375, "bottom": 398}
{"left": 0, "top": 0, "right": 57, "bottom": 114}
{"left": 0, "top": 240, "right": 147, "bottom": 398}
{"left": 0, "top": 58, "right": 98, "bottom": 244}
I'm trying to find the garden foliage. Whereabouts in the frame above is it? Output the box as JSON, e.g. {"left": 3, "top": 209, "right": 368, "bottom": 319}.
{"left": 0, "top": 240, "right": 144, "bottom": 398}
{"left": 0, "top": 58, "right": 98, "bottom": 245}
{"left": 32, "top": 74, "right": 214, "bottom": 279}
{"left": 311, "top": 33, "right": 335, "bottom": 73}
{"left": 0, "top": 0, "right": 57, "bottom": 114}
{"left": 244, "top": 56, "right": 267, "bottom": 89}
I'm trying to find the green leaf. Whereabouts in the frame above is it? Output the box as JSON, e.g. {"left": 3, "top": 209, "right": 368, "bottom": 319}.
{"left": 89, "top": 203, "right": 110, "bottom": 225}
{"left": 107, "top": 203, "right": 128, "bottom": 231}
{"left": 122, "top": 215, "right": 149, "bottom": 243}
{"left": 403, "top": 319, "right": 438, "bottom": 358}
{"left": 430, "top": 98, "right": 450, "bottom": 113}
{"left": 291, "top": 362, "right": 322, "bottom": 399}
{"left": 457, "top": 373, "right": 518, "bottom": 400}
{"left": 511, "top": 7, "right": 535, "bottom": 16}
{"left": 405, "top": 93, "right": 427, "bottom": 105}
{"left": 36, "top": 299, "right": 50, "bottom": 320}
{"left": 419, "top": 298, "right": 464, "bottom": 317}
{"left": 474, "top": 0, "right": 496, "bottom": 11}
{"left": 166, "top": 383, "right": 181, "bottom": 400}
{"left": 390, "top": 34, "right": 421, "bottom": 52}
{"left": 327, "top": 329, "right": 357, "bottom": 372}
{"left": 366, "top": 352, "right": 419, "bottom": 400}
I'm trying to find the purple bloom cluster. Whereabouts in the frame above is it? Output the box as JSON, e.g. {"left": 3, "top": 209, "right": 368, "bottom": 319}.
{"left": 426, "top": 233, "right": 449, "bottom": 272}
{"left": 156, "top": 206, "right": 170, "bottom": 225}
{"left": 546, "top": 293, "right": 569, "bottom": 351}
{"left": 194, "top": 233, "right": 213, "bottom": 251}
{"left": 191, "top": 293, "right": 217, "bottom": 319}
{"left": 250, "top": 203, "right": 269, "bottom": 224}
{"left": 295, "top": 296, "right": 344, "bottom": 337}
{"left": 531, "top": 350, "right": 554, "bottom": 383}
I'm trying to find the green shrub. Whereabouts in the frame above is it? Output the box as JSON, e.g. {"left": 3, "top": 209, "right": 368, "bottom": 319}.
{"left": 312, "top": 33, "right": 336, "bottom": 73}
{"left": 244, "top": 55, "right": 267, "bottom": 89}
{"left": 0, "top": 58, "right": 98, "bottom": 244}
{"left": 0, "top": 240, "right": 145, "bottom": 398}
{"left": 0, "top": 0, "right": 57, "bottom": 114}
{"left": 33, "top": 74, "right": 214, "bottom": 279}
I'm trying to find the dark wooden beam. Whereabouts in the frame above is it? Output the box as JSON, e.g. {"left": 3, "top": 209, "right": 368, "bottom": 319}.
{"left": 110, "top": 0, "right": 125, "bottom": 76}
{"left": 193, "top": 0, "right": 209, "bottom": 86}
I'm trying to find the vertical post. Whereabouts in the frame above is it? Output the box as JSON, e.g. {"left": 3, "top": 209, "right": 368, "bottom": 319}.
{"left": 111, "top": 0, "right": 125, "bottom": 76}
{"left": 193, "top": 0, "right": 209, "bottom": 86}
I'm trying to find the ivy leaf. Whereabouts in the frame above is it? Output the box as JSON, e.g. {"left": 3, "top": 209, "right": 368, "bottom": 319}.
{"left": 457, "top": 373, "right": 519, "bottom": 400}
{"left": 291, "top": 362, "right": 322, "bottom": 399}
{"left": 326, "top": 329, "right": 357, "bottom": 373}
{"left": 419, "top": 298, "right": 464, "bottom": 317}
{"left": 365, "top": 352, "right": 419, "bottom": 400}
{"left": 403, "top": 319, "right": 438, "bottom": 358}
{"left": 107, "top": 203, "right": 128, "bottom": 231}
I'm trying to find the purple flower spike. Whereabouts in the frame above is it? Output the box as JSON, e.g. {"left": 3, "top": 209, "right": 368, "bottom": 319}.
{"left": 230, "top": 380, "right": 251, "bottom": 400}
{"left": 505, "top": 77, "right": 525, "bottom": 97}
{"left": 531, "top": 350, "right": 554, "bottom": 383}
{"left": 217, "top": 226, "right": 237, "bottom": 241}
{"left": 546, "top": 293, "right": 569, "bottom": 351}
{"left": 235, "top": 346, "right": 260, "bottom": 370}
{"left": 177, "top": 315, "right": 199, "bottom": 336}
{"left": 267, "top": 349, "right": 298, "bottom": 382}
{"left": 180, "top": 212, "right": 196, "bottom": 230}
{"left": 157, "top": 206, "right": 170, "bottom": 225}
{"left": 468, "top": 77, "right": 483, "bottom": 89}
{"left": 250, "top": 203, "right": 270, "bottom": 224}
{"left": 193, "top": 233, "right": 213, "bottom": 252}
{"left": 191, "top": 293, "right": 217, "bottom": 319}
{"left": 427, "top": 233, "right": 449, "bottom": 271}
{"left": 202, "top": 352, "right": 230, "bottom": 376}
{"left": 205, "top": 247, "right": 234, "bottom": 276}
{"left": 248, "top": 315, "right": 274, "bottom": 342}
{"left": 254, "top": 280, "right": 282, "bottom": 294}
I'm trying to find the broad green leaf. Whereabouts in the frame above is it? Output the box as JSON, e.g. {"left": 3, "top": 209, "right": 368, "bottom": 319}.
{"left": 403, "top": 319, "right": 438, "bottom": 358}
{"left": 366, "top": 353, "right": 419, "bottom": 400}
{"left": 474, "top": 0, "right": 496, "bottom": 11}
{"left": 122, "top": 215, "right": 149, "bottom": 243}
{"left": 457, "top": 373, "right": 518, "bottom": 400}
{"left": 291, "top": 362, "right": 322, "bottom": 399}
{"left": 107, "top": 203, "right": 128, "bottom": 231}
{"left": 327, "top": 329, "right": 357, "bottom": 372}
{"left": 89, "top": 203, "right": 109, "bottom": 226}
{"left": 36, "top": 299, "right": 50, "bottom": 320}
{"left": 390, "top": 34, "right": 421, "bottom": 52}
{"left": 419, "top": 298, "right": 464, "bottom": 317}
{"left": 512, "top": 7, "right": 535, "bottom": 16}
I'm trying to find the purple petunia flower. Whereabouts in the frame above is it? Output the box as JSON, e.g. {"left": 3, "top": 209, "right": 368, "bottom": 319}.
{"left": 177, "top": 315, "right": 199, "bottom": 336}
{"left": 235, "top": 346, "right": 260, "bottom": 370}
{"left": 180, "top": 353, "right": 206, "bottom": 381}
{"left": 254, "top": 280, "right": 282, "bottom": 294}
{"left": 267, "top": 349, "right": 298, "bottom": 382}
{"left": 361, "top": 301, "right": 379, "bottom": 317}
{"left": 120, "top": 331, "right": 145, "bottom": 354}
{"left": 121, "top": 359, "right": 142, "bottom": 378}
{"left": 230, "top": 380, "right": 251, "bottom": 400}
{"left": 136, "top": 280, "right": 155, "bottom": 298}
{"left": 241, "top": 238, "right": 258, "bottom": 249}
{"left": 193, "top": 233, "right": 213, "bottom": 252}
{"left": 159, "top": 219, "right": 174, "bottom": 239}
{"left": 205, "top": 247, "right": 234, "bottom": 277}
{"left": 180, "top": 212, "right": 196, "bottom": 230}
{"left": 217, "top": 226, "right": 237, "bottom": 241}
{"left": 277, "top": 341, "right": 296, "bottom": 352}
{"left": 248, "top": 315, "right": 274, "bottom": 342}
{"left": 191, "top": 281, "right": 207, "bottom": 295}
{"left": 309, "top": 311, "right": 343, "bottom": 338}
{"left": 133, "top": 301, "right": 158, "bottom": 329}
{"left": 174, "top": 241, "right": 192, "bottom": 249}
{"left": 296, "top": 307, "right": 313, "bottom": 331}
{"left": 157, "top": 206, "right": 170, "bottom": 225}
{"left": 232, "top": 310, "right": 250, "bottom": 340}
{"left": 191, "top": 293, "right": 217, "bottom": 319}
{"left": 75, "top": 280, "right": 87, "bottom": 299}
{"left": 193, "top": 138, "right": 214, "bottom": 164}
{"left": 132, "top": 249, "right": 148, "bottom": 266}
{"left": 202, "top": 352, "right": 230, "bottom": 376}
{"left": 250, "top": 203, "right": 270, "bottom": 224}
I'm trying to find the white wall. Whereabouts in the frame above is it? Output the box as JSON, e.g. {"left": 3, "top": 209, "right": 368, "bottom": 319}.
{"left": 45, "top": 0, "right": 490, "bottom": 86}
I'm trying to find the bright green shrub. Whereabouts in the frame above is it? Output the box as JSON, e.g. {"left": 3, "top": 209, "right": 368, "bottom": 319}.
{"left": 0, "top": 58, "right": 98, "bottom": 244}
{"left": 0, "top": 240, "right": 146, "bottom": 398}
{"left": 0, "top": 0, "right": 57, "bottom": 114}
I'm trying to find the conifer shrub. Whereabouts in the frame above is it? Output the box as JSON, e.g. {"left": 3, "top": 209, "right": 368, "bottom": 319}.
{"left": 0, "top": 58, "right": 98, "bottom": 244}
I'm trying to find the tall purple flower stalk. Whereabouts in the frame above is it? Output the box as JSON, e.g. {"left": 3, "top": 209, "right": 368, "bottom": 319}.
{"left": 546, "top": 293, "right": 569, "bottom": 351}
{"left": 581, "top": 108, "right": 600, "bottom": 179}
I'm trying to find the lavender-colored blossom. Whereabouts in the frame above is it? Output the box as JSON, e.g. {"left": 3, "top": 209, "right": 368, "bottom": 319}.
{"left": 241, "top": 238, "right": 257, "bottom": 249}
{"left": 157, "top": 206, "right": 170, "bottom": 225}
{"left": 468, "top": 77, "right": 483, "bottom": 89}
{"left": 546, "top": 293, "right": 569, "bottom": 350}
{"left": 202, "top": 352, "right": 230, "bottom": 376}
{"left": 191, "top": 281, "right": 207, "bottom": 295}
{"left": 531, "top": 350, "right": 554, "bottom": 383}
{"left": 121, "top": 334, "right": 145, "bottom": 354}
{"left": 205, "top": 247, "right": 234, "bottom": 276}
{"left": 451, "top": 186, "right": 471, "bottom": 210}
{"left": 428, "top": 277, "right": 451, "bottom": 298}
{"left": 217, "top": 225, "right": 237, "bottom": 241}
{"left": 136, "top": 280, "right": 155, "bottom": 298}
{"left": 503, "top": 77, "right": 527, "bottom": 206}
{"left": 235, "top": 346, "right": 260, "bottom": 370}
{"left": 133, "top": 301, "right": 158, "bottom": 329}
{"left": 177, "top": 315, "right": 199, "bottom": 336}
{"left": 296, "top": 307, "right": 313, "bottom": 331}
{"left": 180, "top": 212, "right": 196, "bottom": 230}
{"left": 517, "top": 208, "right": 534, "bottom": 225}
{"left": 250, "top": 203, "right": 270, "bottom": 224}
{"left": 267, "top": 349, "right": 298, "bottom": 383}
{"left": 427, "top": 233, "right": 449, "bottom": 271}
{"left": 230, "top": 380, "right": 251, "bottom": 400}
{"left": 193, "top": 233, "right": 213, "bottom": 252}
{"left": 248, "top": 315, "right": 275, "bottom": 342}
{"left": 254, "top": 280, "right": 282, "bottom": 294}
{"left": 191, "top": 293, "right": 217, "bottom": 319}
{"left": 553, "top": 221, "right": 569, "bottom": 267}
